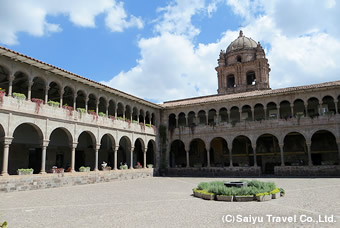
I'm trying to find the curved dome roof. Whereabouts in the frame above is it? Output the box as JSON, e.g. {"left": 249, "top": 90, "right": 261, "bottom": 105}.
{"left": 226, "top": 31, "right": 258, "bottom": 53}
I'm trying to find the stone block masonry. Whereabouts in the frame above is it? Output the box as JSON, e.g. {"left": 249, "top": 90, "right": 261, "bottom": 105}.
{"left": 0, "top": 169, "right": 153, "bottom": 193}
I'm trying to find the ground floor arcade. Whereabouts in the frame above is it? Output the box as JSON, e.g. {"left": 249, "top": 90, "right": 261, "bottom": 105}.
{"left": 169, "top": 130, "right": 340, "bottom": 174}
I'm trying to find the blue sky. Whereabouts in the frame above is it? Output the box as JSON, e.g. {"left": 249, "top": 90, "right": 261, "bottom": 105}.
{"left": 1, "top": 0, "right": 340, "bottom": 103}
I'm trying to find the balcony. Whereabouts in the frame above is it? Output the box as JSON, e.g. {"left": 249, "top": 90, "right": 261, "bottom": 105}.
{"left": 0, "top": 96, "right": 156, "bottom": 135}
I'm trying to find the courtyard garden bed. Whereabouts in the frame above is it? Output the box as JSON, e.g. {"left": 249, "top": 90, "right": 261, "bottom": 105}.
{"left": 192, "top": 180, "right": 285, "bottom": 202}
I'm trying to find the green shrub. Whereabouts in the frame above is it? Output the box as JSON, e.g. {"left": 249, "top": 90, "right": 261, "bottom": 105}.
{"left": 17, "top": 168, "right": 33, "bottom": 175}
{"left": 197, "top": 182, "right": 210, "bottom": 190}
{"left": 270, "top": 188, "right": 280, "bottom": 194}
{"left": 47, "top": 100, "right": 60, "bottom": 107}
{"left": 77, "top": 108, "right": 86, "bottom": 113}
{"left": 13, "top": 92, "right": 26, "bottom": 100}
{"left": 79, "top": 166, "right": 90, "bottom": 172}
{"left": 98, "top": 112, "right": 106, "bottom": 117}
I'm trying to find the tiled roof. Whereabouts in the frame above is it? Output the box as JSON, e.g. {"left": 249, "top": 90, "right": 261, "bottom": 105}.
{"left": 0, "top": 46, "right": 161, "bottom": 109}
{"left": 162, "top": 81, "right": 340, "bottom": 108}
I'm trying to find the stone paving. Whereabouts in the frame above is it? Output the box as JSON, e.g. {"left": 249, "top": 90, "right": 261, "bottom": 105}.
{"left": 0, "top": 177, "right": 340, "bottom": 227}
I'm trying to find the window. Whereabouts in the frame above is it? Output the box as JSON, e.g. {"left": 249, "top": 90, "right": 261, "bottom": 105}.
{"left": 246, "top": 71, "right": 256, "bottom": 85}
{"left": 227, "top": 75, "right": 235, "bottom": 88}
{"left": 236, "top": 56, "right": 242, "bottom": 63}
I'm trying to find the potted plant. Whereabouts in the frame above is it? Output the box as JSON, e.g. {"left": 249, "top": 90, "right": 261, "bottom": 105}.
{"left": 17, "top": 168, "right": 33, "bottom": 175}
{"left": 147, "top": 164, "right": 153, "bottom": 168}
{"left": 79, "top": 166, "right": 90, "bottom": 172}
{"left": 119, "top": 164, "right": 128, "bottom": 170}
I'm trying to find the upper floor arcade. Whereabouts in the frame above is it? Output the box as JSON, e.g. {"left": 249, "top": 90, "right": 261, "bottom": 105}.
{"left": 0, "top": 46, "right": 161, "bottom": 133}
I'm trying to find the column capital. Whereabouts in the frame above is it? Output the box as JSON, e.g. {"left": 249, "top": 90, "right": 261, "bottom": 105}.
{"left": 70, "top": 142, "right": 78, "bottom": 148}
{"left": 95, "top": 144, "right": 101, "bottom": 150}
{"left": 28, "top": 80, "right": 34, "bottom": 87}
{"left": 3, "top": 137, "right": 13, "bottom": 145}
{"left": 42, "top": 140, "right": 50, "bottom": 147}
{"left": 8, "top": 74, "right": 15, "bottom": 82}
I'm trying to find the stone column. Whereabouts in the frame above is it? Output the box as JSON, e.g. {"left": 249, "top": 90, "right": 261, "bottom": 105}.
{"left": 7, "top": 74, "right": 14, "bottom": 97}
{"left": 205, "top": 113, "right": 208, "bottom": 125}
{"left": 337, "top": 141, "right": 340, "bottom": 165}
{"left": 130, "top": 146, "right": 134, "bottom": 169}
{"left": 59, "top": 88, "right": 64, "bottom": 107}
{"left": 206, "top": 148, "right": 210, "bottom": 168}
{"left": 73, "top": 95, "right": 77, "bottom": 110}
{"left": 216, "top": 112, "right": 219, "bottom": 124}
{"left": 263, "top": 107, "right": 267, "bottom": 120}
{"left": 106, "top": 102, "right": 109, "bottom": 116}
{"left": 251, "top": 108, "right": 254, "bottom": 121}
{"left": 94, "top": 144, "right": 100, "bottom": 171}
{"left": 71, "top": 142, "right": 77, "bottom": 172}
{"left": 305, "top": 104, "right": 308, "bottom": 117}
{"left": 114, "top": 106, "right": 117, "bottom": 119}
{"left": 85, "top": 97, "right": 89, "bottom": 112}
{"left": 95, "top": 100, "right": 99, "bottom": 114}
{"left": 44, "top": 85, "right": 49, "bottom": 104}
{"left": 114, "top": 146, "right": 118, "bottom": 170}
{"left": 279, "top": 144, "right": 285, "bottom": 166}
{"left": 335, "top": 100, "right": 339, "bottom": 115}
{"left": 239, "top": 110, "right": 242, "bottom": 122}
{"left": 27, "top": 80, "right": 33, "bottom": 100}
{"left": 252, "top": 144, "right": 257, "bottom": 167}
{"left": 1, "top": 137, "right": 13, "bottom": 176}
{"left": 306, "top": 142, "right": 313, "bottom": 166}
{"left": 40, "top": 140, "right": 49, "bottom": 174}
{"left": 278, "top": 105, "right": 281, "bottom": 119}
{"left": 186, "top": 145, "right": 190, "bottom": 168}
{"left": 290, "top": 104, "right": 294, "bottom": 117}
{"left": 176, "top": 118, "right": 178, "bottom": 128}
{"left": 143, "top": 147, "right": 147, "bottom": 168}
{"left": 228, "top": 145, "right": 233, "bottom": 167}
{"left": 227, "top": 110, "right": 231, "bottom": 123}
{"left": 185, "top": 115, "right": 188, "bottom": 127}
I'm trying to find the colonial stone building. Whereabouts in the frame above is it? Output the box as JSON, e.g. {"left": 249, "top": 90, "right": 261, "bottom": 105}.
{"left": 0, "top": 31, "right": 339, "bottom": 180}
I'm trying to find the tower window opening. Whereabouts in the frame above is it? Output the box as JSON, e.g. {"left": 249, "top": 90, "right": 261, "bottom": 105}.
{"left": 236, "top": 56, "right": 242, "bottom": 63}
{"left": 227, "top": 75, "right": 235, "bottom": 88}
{"left": 246, "top": 71, "right": 256, "bottom": 85}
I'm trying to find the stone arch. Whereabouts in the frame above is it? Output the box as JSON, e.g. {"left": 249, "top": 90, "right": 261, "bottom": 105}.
{"left": 12, "top": 71, "right": 29, "bottom": 97}
{"left": 241, "top": 105, "right": 252, "bottom": 121}
{"left": 47, "top": 81, "right": 61, "bottom": 103}
{"left": 169, "top": 139, "right": 186, "bottom": 168}
{"left": 31, "top": 76, "right": 46, "bottom": 100}
{"left": 168, "top": 113, "right": 176, "bottom": 129}
{"left": 75, "top": 131, "right": 96, "bottom": 171}
{"left": 208, "top": 109, "right": 216, "bottom": 125}
{"left": 283, "top": 132, "right": 308, "bottom": 166}
{"left": 322, "top": 95, "right": 336, "bottom": 115}
{"left": 311, "top": 130, "right": 338, "bottom": 165}
{"left": 232, "top": 135, "right": 253, "bottom": 166}
{"left": 134, "top": 138, "right": 145, "bottom": 168}
{"left": 146, "top": 140, "right": 156, "bottom": 167}
{"left": 187, "top": 111, "right": 196, "bottom": 126}
{"left": 293, "top": 99, "right": 305, "bottom": 117}
{"left": 108, "top": 100, "right": 116, "bottom": 117}
{"left": 266, "top": 102, "right": 278, "bottom": 119}
{"left": 254, "top": 103, "right": 265, "bottom": 121}
{"left": 9, "top": 123, "right": 44, "bottom": 174}
{"left": 210, "top": 137, "right": 229, "bottom": 167}
{"left": 0, "top": 64, "right": 10, "bottom": 95}
{"left": 189, "top": 138, "right": 206, "bottom": 167}
{"left": 227, "top": 74, "right": 235, "bottom": 88}
{"left": 230, "top": 106, "right": 240, "bottom": 123}
{"left": 256, "top": 134, "right": 280, "bottom": 174}
{"left": 87, "top": 93, "right": 97, "bottom": 113}
{"left": 117, "top": 102, "right": 124, "bottom": 119}
{"left": 139, "top": 109, "right": 145, "bottom": 123}
{"left": 151, "top": 113, "right": 155, "bottom": 125}
{"left": 145, "top": 111, "right": 150, "bottom": 124}
{"left": 0, "top": 124, "right": 6, "bottom": 174}
{"left": 178, "top": 112, "right": 186, "bottom": 127}
{"left": 197, "top": 110, "right": 206, "bottom": 125}
{"left": 118, "top": 136, "right": 131, "bottom": 168}
{"left": 99, "top": 133, "right": 115, "bottom": 169}
{"left": 76, "top": 90, "right": 87, "bottom": 109}
{"left": 132, "top": 107, "right": 138, "bottom": 121}
{"left": 62, "top": 86, "right": 74, "bottom": 107}
{"left": 307, "top": 97, "right": 319, "bottom": 118}
{"left": 47, "top": 127, "right": 73, "bottom": 172}
{"left": 98, "top": 97, "right": 107, "bottom": 115}
{"left": 279, "top": 100, "right": 292, "bottom": 119}
{"left": 219, "top": 107, "right": 228, "bottom": 123}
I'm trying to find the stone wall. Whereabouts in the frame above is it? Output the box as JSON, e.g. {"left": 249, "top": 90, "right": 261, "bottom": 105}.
{"left": 274, "top": 165, "right": 340, "bottom": 176}
{"left": 0, "top": 169, "right": 153, "bottom": 193}
{"left": 166, "top": 167, "right": 261, "bottom": 177}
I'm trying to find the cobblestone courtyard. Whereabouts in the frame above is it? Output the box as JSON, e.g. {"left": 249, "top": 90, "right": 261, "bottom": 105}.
{"left": 1, "top": 177, "right": 340, "bottom": 227}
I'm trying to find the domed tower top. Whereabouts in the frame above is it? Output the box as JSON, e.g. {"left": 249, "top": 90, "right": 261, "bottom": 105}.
{"left": 226, "top": 30, "right": 258, "bottom": 53}
{"left": 216, "top": 31, "right": 270, "bottom": 95}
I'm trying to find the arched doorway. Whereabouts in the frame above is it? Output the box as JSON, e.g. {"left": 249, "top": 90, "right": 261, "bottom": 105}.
{"left": 99, "top": 134, "right": 115, "bottom": 169}
{"left": 283, "top": 132, "right": 308, "bottom": 166}
{"left": 47, "top": 128, "right": 72, "bottom": 171}
{"left": 9, "top": 123, "right": 43, "bottom": 174}
{"left": 232, "top": 135, "right": 253, "bottom": 166}
{"left": 169, "top": 140, "right": 186, "bottom": 168}
{"left": 146, "top": 140, "right": 156, "bottom": 167}
{"left": 133, "top": 138, "right": 145, "bottom": 168}
{"left": 76, "top": 131, "right": 96, "bottom": 171}
{"left": 311, "top": 130, "right": 338, "bottom": 165}
{"left": 118, "top": 136, "right": 131, "bottom": 168}
{"left": 256, "top": 134, "right": 280, "bottom": 174}
{"left": 254, "top": 104, "right": 265, "bottom": 121}
{"left": 189, "top": 138, "right": 206, "bottom": 167}
{"left": 210, "top": 137, "right": 229, "bottom": 167}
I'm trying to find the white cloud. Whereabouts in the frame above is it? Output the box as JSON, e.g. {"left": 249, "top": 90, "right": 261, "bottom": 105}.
{"left": 0, "top": 0, "right": 143, "bottom": 45}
